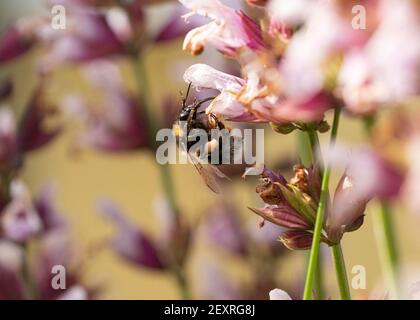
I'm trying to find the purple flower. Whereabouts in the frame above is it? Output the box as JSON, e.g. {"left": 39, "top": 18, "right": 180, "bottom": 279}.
{"left": 19, "top": 85, "right": 60, "bottom": 153}
{"left": 34, "top": 183, "right": 67, "bottom": 232}
{"left": 62, "top": 61, "right": 148, "bottom": 152}
{"left": 97, "top": 198, "right": 166, "bottom": 270}
{"left": 202, "top": 202, "right": 248, "bottom": 256}
{"left": 33, "top": 231, "right": 93, "bottom": 300}
{"left": 0, "top": 23, "right": 35, "bottom": 63}
{"left": 40, "top": 10, "right": 124, "bottom": 69}
{"left": 197, "top": 259, "right": 243, "bottom": 299}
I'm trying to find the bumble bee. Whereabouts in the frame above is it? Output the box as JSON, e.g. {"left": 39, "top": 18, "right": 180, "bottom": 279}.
{"left": 173, "top": 84, "right": 241, "bottom": 193}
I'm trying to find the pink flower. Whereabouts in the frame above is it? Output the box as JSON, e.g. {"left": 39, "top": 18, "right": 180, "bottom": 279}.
{"left": 179, "top": 0, "right": 266, "bottom": 56}
{"left": 155, "top": 4, "right": 208, "bottom": 42}
{"left": 183, "top": 63, "right": 257, "bottom": 121}
{"left": 184, "top": 63, "right": 332, "bottom": 123}
{"left": 268, "top": 0, "right": 315, "bottom": 27}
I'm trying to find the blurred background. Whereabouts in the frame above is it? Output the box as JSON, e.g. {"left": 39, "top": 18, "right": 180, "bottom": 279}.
{"left": 1, "top": 0, "right": 420, "bottom": 300}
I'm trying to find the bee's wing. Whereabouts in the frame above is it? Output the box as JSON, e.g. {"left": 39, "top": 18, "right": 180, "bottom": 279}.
{"left": 188, "top": 153, "right": 229, "bottom": 193}
{"left": 229, "top": 135, "right": 243, "bottom": 165}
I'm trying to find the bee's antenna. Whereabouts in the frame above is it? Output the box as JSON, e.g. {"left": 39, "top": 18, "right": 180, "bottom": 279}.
{"left": 185, "top": 82, "right": 192, "bottom": 101}
{"left": 181, "top": 83, "right": 192, "bottom": 108}
{"left": 197, "top": 96, "right": 216, "bottom": 108}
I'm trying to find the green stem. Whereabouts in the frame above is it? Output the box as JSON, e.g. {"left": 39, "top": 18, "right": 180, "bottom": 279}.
{"left": 21, "top": 244, "right": 36, "bottom": 299}
{"left": 373, "top": 202, "right": 399, "bottom": 299}
{"left": 363, "top": 118, "right": 400, "bottom": 299}
{"left": 306, "top": 128, "right": 323, "bottom": 168}
{"left": 298, "top": 131, "right": 324, "bottom": 300}
{"left": 303, "top": 107, "right": 342, "bottom": 300}
{"left": 297, "top": 131, "right": 313, "bottom": 165}
{"left": 174, "top": 267, "right": 192, "bottom": 300}
{"left": 132, "top": 53, "right": 190, "bottom": 299}
{"left": 331, "top": 243, "right": 351, "bottom": 300}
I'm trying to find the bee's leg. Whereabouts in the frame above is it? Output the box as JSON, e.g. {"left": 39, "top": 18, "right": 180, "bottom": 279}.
{"left": 204, "top": 138, "right": 220, "bottom": 164}
{"left": 207, "top": 113, "right": 219, "bottom": 129}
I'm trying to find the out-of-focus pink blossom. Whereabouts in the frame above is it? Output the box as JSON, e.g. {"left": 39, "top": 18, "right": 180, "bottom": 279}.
{"left": 338, "top": 0, "right": 420, "bottom": 114}
{"left": 179, "top": 0, "right": 266, "bottom": 57}
{"left": 40, "top": 10, "right": 124, "bottom": 69}
{"left": 97, "top": 199, "right": 166, "bottom": 270}
{"left": 19, "top": 85, "right": 60, "bottom": 153}
{"left": 57, "top": 285, "right": 89, "bottom": 300}
{"left": 268, "top": 0, "right": 315, "bottom": 27}
{"left": 0, "top": 23, "right": 36, "bottom": 64}
{"left": 326, "top": 144, "right": 404, "bottom": 242}
{"left": 202, "top": 202, "right": 248, "bottom": 256}
{"left": 1, "top": 180, "right": 42, "bottom": 243}
{"left": 34, "top": 184, "right": 67, "bottom": 232}
{"left": 246, "top": 0, "right": 268, "bottom": 7}
{"left": 153, "top": 196, "right": 190, "bottom": 267}
{"left": 269, "top": 288, "right": 292, "bottom": 300}
{"left": 62, "top": 61, "right": 147, "bottom": 152}
{"left": 33, "top": 231, "right": 93, "bottom": 300}
{"left": 155, "top": 4, "right": 207, "bottom": 42}
{"left": 197, "top": 259, "right": 244, "bottom": 299}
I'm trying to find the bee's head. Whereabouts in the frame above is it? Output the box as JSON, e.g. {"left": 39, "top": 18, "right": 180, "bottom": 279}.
{"left": 179, "top": 106, "right": 193, "bottom": 121}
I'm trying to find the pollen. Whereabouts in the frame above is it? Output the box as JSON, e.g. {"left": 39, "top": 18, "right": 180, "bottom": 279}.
{"left": 172, "top": 124, "right": 184, "bottom": 138}
{"left": 290, "top": 164, "right": 309, "bottom": 194}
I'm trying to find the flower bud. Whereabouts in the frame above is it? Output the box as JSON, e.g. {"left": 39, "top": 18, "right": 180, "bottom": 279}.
{"left": 270, "top": 122, "right": 297, "bottom": 134}
{"left": 327, "top": 174, "right": 369, "bottom": 243}
{"left": 279, "top": 230, "right": 314, "bottom": 250}
{"left": 317, "top": 120, "right": 330, "bottom": 133}
{"left": 277, "top": 183, "right": 317, "bottom": 224}
{"left": 248, "top": 205, "right": 311, "bottom": 230}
